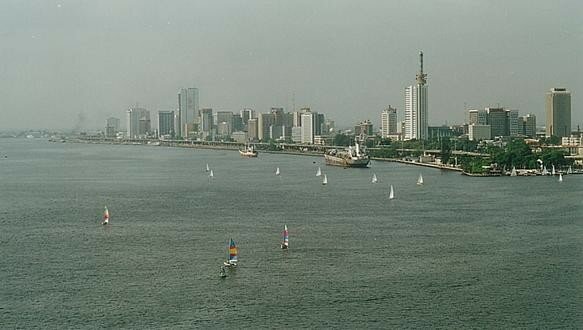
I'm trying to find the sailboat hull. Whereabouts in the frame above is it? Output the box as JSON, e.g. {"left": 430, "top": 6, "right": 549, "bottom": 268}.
{"left": 280, "top": 244, "right": 288, "bottom": 249}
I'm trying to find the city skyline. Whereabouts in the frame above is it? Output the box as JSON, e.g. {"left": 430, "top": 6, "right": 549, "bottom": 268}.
{"left": 0, "top": 1, "right": 581, "bottom": 130}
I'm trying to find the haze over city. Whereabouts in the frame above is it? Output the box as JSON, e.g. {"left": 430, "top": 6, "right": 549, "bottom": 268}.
{"left": 1, "top": 0, "right": 581, "bottom": 130}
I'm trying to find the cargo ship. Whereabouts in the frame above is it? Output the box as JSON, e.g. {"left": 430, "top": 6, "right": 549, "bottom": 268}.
{"left": 239, "top": 144, "right": 258, "bottom": 157}
{"left": 324, "top": 141, "right": 370, "bottom": 168}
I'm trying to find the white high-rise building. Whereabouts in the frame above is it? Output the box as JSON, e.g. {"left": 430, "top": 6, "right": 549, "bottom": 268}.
{"left": 177, "top": 87, "right": 199, "bottom": 137}
{"left": 381, "top": 106, "right": 397, "bottom": 138}
{"left": 404, "top": 51, "right": 428, "bottom": 140}
{"left": 300, "top": 112, "right": 314, "bottom": 144}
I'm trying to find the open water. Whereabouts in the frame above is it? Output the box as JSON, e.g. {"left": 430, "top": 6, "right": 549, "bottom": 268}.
{"left": 1, "top": 139, "right": 582, "bottom": 328}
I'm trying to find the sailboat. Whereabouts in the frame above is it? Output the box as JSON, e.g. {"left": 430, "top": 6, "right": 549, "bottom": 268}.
{"left": 568, "top": 166, "right": 573, "bottom": 174}
{"left": 559, "top": 173, "right": 563, "bottom": 182}
{"left": 322, "top": 174, "right": 328, "bottom": 185}
{"left": 510, "top": 167, "right": 517, "bottom": 176}
{"left": 371, "top": 173, "right": 378, "bottom": 184}
{"left": 209, "top": 170, "right": 214, "bottom": 178}
{"left": 281, "top": 225, "right": 289, "bottom": 249}
{"left": 542, "top": 166, "right": 549, "bottom": 176}
{"left": 389, "top": 185, "right": 394, "bottom": 200}
{"left": 101, "top": 206, "right": 109, "bottom": 225}
{"left": 316, "top": 167, "right": 322, "bottom": 177}
{"left": 223, "top": 238, "right": 238, "bottom": 267}
{"left": 205, "top": 163, "right": 210, "bottom": 172}
{"left": 417, "top": 173, "right": 424, "bottom": 185}
{"left": 275, "top": 167, "right": 280, "bottom": 176}
{"left": 552, "top": 165, "right": 556, "bottom": 176}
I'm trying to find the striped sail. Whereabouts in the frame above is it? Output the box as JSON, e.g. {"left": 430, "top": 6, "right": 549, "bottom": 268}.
{"left": 102, "top": 206, "right": 109, "bottom": 224}
{"left": 282, "top": 225, "right": 289, "bottom": 248}
{"left": 228, "top": 239, "right": 238, "bottom": 264}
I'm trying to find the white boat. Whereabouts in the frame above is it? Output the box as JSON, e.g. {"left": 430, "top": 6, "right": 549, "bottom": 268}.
{"left": 316, "top": 167, "right": 322, "bottom": 177}
{"left": 223, "top": 238, "right": 238, "bottom": 267}
{"left": 101, "top": 206, "right": 109, "bottom": 225}
{"left": 542, "top": 166, "right": 549, "bottom": 176}
{"left": 275, "top": 167, "right": 280, "bottom": 176}
{"left": 205, "top": 163, "right": 210, "bottom": 172}
{"left": 510, "top": 167, "right": 517, "bottom": 176}
{"left": 281, "top": 225, "right": 289, "bottom": 249}
{"left": 552, "top": 165, "right": 556, "bottom": 176}
{"left": 322, "top": 174, "right": 328, "bottom": 185}
{"left": 209, "top": 170, "right": 214, "bottom": 178}
{"left": 239, "top": 144, "right": 258, "bottom": 157}
{"left": 389, "top": 185, "right": 394, "bottom": 200}
{"left": 371, "top": 173, "right": 378, "bottom": 184}
{"left": 417, "top": 173, "right": 423, "bottom": 185}
{"left": 568, "top": 166, "right": 573, "bottom": 174}
{"left": 559, "top": 173, "right": 563, "bottom": 182}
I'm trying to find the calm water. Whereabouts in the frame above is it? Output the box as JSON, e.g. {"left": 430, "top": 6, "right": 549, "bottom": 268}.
{"left": 1, "top": 139, "right": 582, "bottom": 328}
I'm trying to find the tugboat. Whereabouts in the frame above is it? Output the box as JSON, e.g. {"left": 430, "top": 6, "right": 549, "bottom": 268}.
{"left": 324, "top": 139, "right": 370, "bottom": 168}
{"left": 239, "top": 143, "right": 258, "bottom": 158}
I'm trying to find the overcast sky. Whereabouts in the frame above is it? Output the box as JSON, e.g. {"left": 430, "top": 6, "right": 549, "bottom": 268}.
{"left": 1, "top": 0, "right": 581, "bottom": 130}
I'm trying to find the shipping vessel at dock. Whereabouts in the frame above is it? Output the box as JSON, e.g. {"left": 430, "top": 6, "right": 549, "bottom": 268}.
{"left": 324, "top": 140, "right": 370, "bottom": 168}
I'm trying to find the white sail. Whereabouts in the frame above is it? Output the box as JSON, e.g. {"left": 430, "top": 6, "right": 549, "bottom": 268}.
{"left": 559, "top": 173, "right": 563, "bottom": 182}
{"left": 542, "top": 166, "right": 548, "bottom": 176}
{"left": 206, "top": 163, "right": 210, "bottom": 172}
{"left": 389, "top": 185, "right": 394, "bottom": 200}
{"left": 510, "top": 167, "right": 517, "bottom": 176}
{"left": 417, "top": 173, "right": 423, "bottom": 185}
{"left": 275, "top": 167, "right": 280, "bottom": 176}
{"left": 568, "top": 166, "right": 573, "bottom": 174}
{"left": 322, "top": 174, "right": 328, "bottom": 185}
{"left": 371, "top": 173, "right": 378, "bottom": 184}
{"left": 316, "top": 167, "right": 322, "bottom": 177}
{"left": 209, "top": 170, "right": 214, "bottom": 178}
{"left": 552, "top": 165, "right": 556, "bottom": 176}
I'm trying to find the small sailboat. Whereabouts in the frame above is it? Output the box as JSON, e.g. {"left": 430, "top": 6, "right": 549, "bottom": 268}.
{"left": 101, "top": 206, "right": 109, "bottom": 225}
{"left": 316, "top": 167, "right": 322, "bottom": 177}
{"left": 281, "top": 225, "right": 289, "bottom": 249}
{"left": 389, "top": 185, "right": 394, "bottom": 200}
{"left": 417, "top": 173, "right": 424, "bottom": 185}
{"left": 223, "top": 238, "right": 238, "bottom": 267}
{"left": 568, "top": 166, "right": 573, "bottom": 174}
{"left": 205, "top": 163, "right": 210, "bottom": 172}
{"left": 322, "top": 174, "right": 328, "bottom": 185}
{"left": 371, "top": 173, "right": 378, "bottom": 184}
{"left": 552, "top": 165, "right": 556, "bottom": 176}
{"left": 275, "top": 167, "right": 280, "bottom": 176}
{"left": 542, "top": 166, "right": 549, "bottom": 176}
{"left": 510, "top": 167, "right": 517, "bottom": 176}
{"left": 559, "top": 173, "right": 563, "bottom": 182}
{"left": 219, "top": 266, "right": 227, "bottom": 278}
{"left": 209, "top": 170, "right": 214, "bottom": 178}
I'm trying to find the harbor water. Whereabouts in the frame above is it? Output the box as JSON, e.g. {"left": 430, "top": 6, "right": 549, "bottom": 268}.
{"left": 1, "top": 139, "right": 582, "bottom": 328}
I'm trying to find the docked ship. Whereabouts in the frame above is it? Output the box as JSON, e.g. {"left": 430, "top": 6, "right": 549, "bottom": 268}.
{"left": 324, "top": 140, "right": 370, "bottom": 168}
{"left": 239, "top": 144, "right": 258, "bottom": 158}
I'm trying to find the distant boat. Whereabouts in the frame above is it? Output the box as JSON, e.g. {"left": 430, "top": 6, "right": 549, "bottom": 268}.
{"left": 219, "top": 266, "right": 227, "bottom": 278}
{"left": 223, "top": 238, "right": 238, "bottom": 267}
{"left": 281, "top": 225, "right": 289, "bottom": 249}
{"left": 559, "top": 173, "right": 563, "bottom": 182}
{"left": 275, "top": 167, "right": 280, "bottom": 176}
{"left": 316, "top": 167, "right": 322, "bottom": 177}
{"left": 101, "top": 206, "right": 109, "bottom": 225}
{"left": 371, "top": 173, "right": 378, "bottom": 184}
{"left": 389, "top": 185, "right": 394, "bottom": 200}
{"left": 552, "top": 165, "right": 556, "bottom": 176}
{"left": 542, "top": 166, "right": 549, "bottom": 176}
{"left": 417, "top": 173, "right": 424, "bottom": 185}
{"left": 209, "top": 170, "right": 214, "bottom": 178}
{"left": 322, "top": 174, "right": 328, "bottom": 185}
{"left": 568, "top": 166, "right": 573, "bottom": 174}
{"left": 510, "top": 167, "right": 517, "bottom": 176}
{"left": 239, "top": 143, "right": 258, "bottom": 158}
{"left": 206, "top": 163, "right": 210, "bottom": 172}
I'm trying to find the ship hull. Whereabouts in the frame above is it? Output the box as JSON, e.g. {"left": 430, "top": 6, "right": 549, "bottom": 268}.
{"left": 239, "top": 150, "right": 258, "bottom": 158}
{"left": 324, "top": 154, "right": 370, "bottom": 168}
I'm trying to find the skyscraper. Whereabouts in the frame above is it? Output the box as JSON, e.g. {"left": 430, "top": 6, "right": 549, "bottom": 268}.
{"left": 546, "top": 88, "right": 571, "bottom": 138}
{"left": 486, "top": 107, "right": 508, "bottom": 137}
{"left": 127, "top": 107, "right": 150, "bottom": 139}
{"left": 300, "top": 112, "right": 314, "bottom": 144}
{"left": 158, "top": 111, "right": 174, "bottom": 137}
{"left": 105, "top": 117, "right": 120, "bottom": 138}
{"left": 404, "top": 51, "right": 428, "bottom": 140}
{"left": 177, "top": 88, "right": 199, "bottom": 138}
{"left": 381, "top": 106, "right": 397, "bottom": 138}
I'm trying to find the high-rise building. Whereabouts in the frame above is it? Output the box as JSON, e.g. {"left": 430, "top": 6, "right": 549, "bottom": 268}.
{"left": 241, "top": 108, "right": 254, "bottom": 125}
{"left": 177, "top": 88, "right": 199, "bottom": 138}
{"left": 126, "top": 107, "right": 150, "bottom": 138}
{"left": 158, "top": 111, "right": 174, "bottom": 137}
{"left": 354, "top": 120, "right": 373, "bottom": 136}
{"left": 381, "top": 106, "right": 398, "bottom": 138}
{"left": 257, "top": 113, "right": 274, "bottom": 141}
{"left": 546, "top": 88, "right": 571, "bottom": 138}
{"left": 521, "top": 114, "right": 536, "bottom": 138}
{"left": 105, "top": 117, "right": 120, "bottom": 138}
{"left": 468, "top": 109, "right": 488, "bottom": 125}
{"left": 486, "top": 107, "right": 508, "bottom": 137}
{"left": 404, "top": 51, "right": 428, "bottom": 140}
{"left": 506, "top": 109, "right": 520, "bottom": 137}
{"left": 216, "top": 111, "right": 233, "bottom": 134}
{"left": 247, "top": 118, "right": 258, "bottom": 141}
{"left": 200, "top": 108, "right": 213, "bottom": 133}
{"left": 300, "top": 112, "right": 314, "bottom": 144}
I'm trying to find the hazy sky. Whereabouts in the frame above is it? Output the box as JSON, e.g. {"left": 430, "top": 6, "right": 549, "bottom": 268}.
{"left": 1, "top": 0, "right": 581, "bottom": 130}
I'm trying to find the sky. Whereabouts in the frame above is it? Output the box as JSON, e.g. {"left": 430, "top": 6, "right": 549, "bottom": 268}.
{"left": 0, "top": 0, "right": 581, "bottom": 130}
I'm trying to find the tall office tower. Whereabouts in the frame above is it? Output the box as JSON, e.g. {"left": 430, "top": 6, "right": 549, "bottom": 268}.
{"left": 247, "top": 118, "right": 258, "bottom": 140}
{"left": 158, "top": 111, "right": 175, "bottom": 137}
{"left": 315, "top": 113, "right": 325, "bottom": 136}
{"left": 271, "top": 107, "right": 285, "bottom": 126}
{"left": 232, "top": 114, "right": 243, "bottom": 132}
{"left": 381, "top": 106, "right": 398, "bottom": 138}
{"left": 105, "top": 117, "right": 120, "bottom": 138}
{"left": 486, "top": 107, "right": 508, "bottom": 137}
{"left": 404, "top": 51, "right": 428, "bottom": 140}
{"left": 177, "top": 88, "right": 199, "bottom": 138}
{"left": 216, "top": 111, "right": 234, "bottom": 133}
{"left": 506, "top": 109, "right": 520, "bottom": 137}
{"left": 241, "top": 108, "right": 254, "bottom": 125}
{"left": 257, "top": 112, "right": 275, "bottom": 141}
{"left": 546, "top": 88, "right": 571, "bottom": 138}
{"left": 468, "top": 109, "right": 488, "bottom": 125}
{"left": 300, "top": 112, "right": 314, "bottom": 144}
{"left": 354, "top": 120, "right": 373, "bottom": 136}
{"left": 127, "top": 107, "right": 150, "bottom": 138}
{"left": 200, "top": 108, "right": 213, "bottom": 133}
{"left": 521, "top": 114, "right": 536, "bottom": 138}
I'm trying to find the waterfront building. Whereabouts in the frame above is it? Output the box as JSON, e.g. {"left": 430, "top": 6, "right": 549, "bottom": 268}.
{"left": 158, "top": 111, "right": 174, "bottom": 137}
{"left": 300, "top": 112, "right": 314, "bottom": 144}
{"left": 217, "top": 121, "right": 231, "bottom": 137}
{"left": 177, "top": 88, "right": 199, "bottom": 138}
{"left": 241, "top": 108, "right": 254, "bottom": 125}
{"left": 381, "top": 106, "right": 398, "bottom": 138}
{"left": 468, "top": 109, "right": 488, "bottom": 125}
{"left": 404, "top": 51, "right": 428, "bottom": 140}
{"left": 428, "top": 126, "right": 455, "bottom": 139}
{"left": 200, "top": 108, "right": 213, "bottom": 138}
{"left": 216, "top": 111, "right": 233, "bottom": 134}
{"left": 468, "top": 124, "right": 492, "bottom": 141}
{"left": 247, "top": 118, "right": 258, "bottom": 141}
{"left": 105, "top": 117, "right": 120, "bottom": 138}
{"left": 291, "top": 126, "right": 302, "bottom": 143}
{"left": 231, "top": 131, "right": 247, "bottom": 144}
{"left": 232, "top": 114, "right": 243, "bottom": 132}
{"left": 323, "top": 119, "right": 335, "bottom": 135}
{"left": 486, "top": 107, "right": 508, "bottom": 138}
{"left": 520, "top": 114, "right": 536, "bottom": 138}
{"left": 546, "top": 88, "right": 571, "bottom": 138}
{"left": 126, "top": 107, "right": 150, "bottom": 139}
